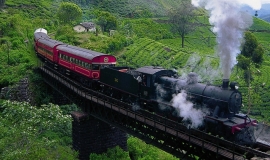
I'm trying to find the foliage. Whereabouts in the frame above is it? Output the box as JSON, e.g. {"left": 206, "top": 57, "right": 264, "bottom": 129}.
{"left": 0, "top": 1, "right": 57, "bottom": 88}
{"left": 59, "top": 103, "right": 79, "bottom": 115}
{"left": 28, "top": 70, "right": 54, "bottom": 106}
{"left": 65, "top": 0, "right": 184, "bottom": 17}
{"left": 55, "top": 25, "right": 79, "bottom": 45}
{"left": 89, "top": 136, "right": 178, "bottom": 159}
{"left": 89, "top": 146, "right": 130, "bottom": 160}
{"left": 127, "top": 136, "right": 178, "bottom": 160}
{"left": 57, "top": 2, "right": 82, "bottom": 25}
{"left": 168, "top": 0, "right": 199, "bottom": 48}
{"left": 236, "top": 31, "right": 264, "bottom": 114}
{"left": 118, "top": 38, "right": 191, "bottom": 69}
{"left": 237, "top": 55, "right": 251, "bottom": 70}
{"left": 0, "top": 101, "right": 78, "bottom": 159}
{"left": 237, "top": 31, "right": 264, "bottom": 82}
{"left": 77, "top": 31, "right": 133, "bottom": 54}
{"left": 93, "top": 10, "right": 117, "bottom": 32}
{"left": 252, "top": 44, "right": 264, "bottom": 64}
{"left": 121, "top": 18, "right": 173, "bottom": 40}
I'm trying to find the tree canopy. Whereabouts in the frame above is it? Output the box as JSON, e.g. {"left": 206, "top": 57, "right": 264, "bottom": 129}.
{"left": 94, "top": 10, "right": 117, "bottom": 32}
{"left": 237, "top": 31, "right": 264, "bottom": 83}
{"left": 241, "top": 31, "right": 263, "bottom": 65}
{"left": 57, "top": 2, "right": 82, "bottom": 25}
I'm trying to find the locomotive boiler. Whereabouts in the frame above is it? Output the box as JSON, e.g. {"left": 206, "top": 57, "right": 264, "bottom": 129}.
{"left": 158, "top": 73, "right": 241, "bottom": 118}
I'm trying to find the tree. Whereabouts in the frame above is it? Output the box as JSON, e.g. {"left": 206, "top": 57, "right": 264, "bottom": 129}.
{"left": 94, "top": 10, "right": 117, "bottom": 33}
{"left": 237, "top": 31, "right": 264, "bottom": 83}
{"left": 57, "top": 2, "right": 82, "bottom": 25}
{"left": 237, "top": 31, "right": 264, "bottom": 114}
{"left": 168, "top": 0, "right": 198, "bottom": 48}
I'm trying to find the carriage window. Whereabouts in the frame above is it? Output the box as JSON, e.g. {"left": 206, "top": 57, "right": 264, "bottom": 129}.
{"left": 86, "top": 63, "right": 91, "bottom": 69}
{"left": 71, "top": 58, "right": 74, "bottom": 63}
{"left": 92, "top": 65, "right": 99, "bottom": 70}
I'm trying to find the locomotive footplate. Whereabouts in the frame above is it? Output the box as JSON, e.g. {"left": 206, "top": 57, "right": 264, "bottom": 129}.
{"left": 204, "top": 114, "right": 258, "bottom": 144}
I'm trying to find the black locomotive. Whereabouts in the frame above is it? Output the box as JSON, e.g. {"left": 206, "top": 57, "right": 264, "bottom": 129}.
{"left": 99, "top": 66, "right": 258, "bottom": 144}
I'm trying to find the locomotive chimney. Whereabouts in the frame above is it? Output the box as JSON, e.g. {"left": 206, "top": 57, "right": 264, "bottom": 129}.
{"left": 222, "top": 79, "right": 229, "bottom": 89}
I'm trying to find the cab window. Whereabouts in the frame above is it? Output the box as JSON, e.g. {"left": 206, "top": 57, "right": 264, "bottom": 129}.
{"left": 92, "top": 65, "right": 100, "bottom": 70}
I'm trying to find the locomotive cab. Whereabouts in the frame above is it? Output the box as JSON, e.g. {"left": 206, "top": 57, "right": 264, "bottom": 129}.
{"left": 138, "top": 73, "right": 153, "bottom": 99}
{"left": 135, "top": 66, "right": 176, "bottom": 100}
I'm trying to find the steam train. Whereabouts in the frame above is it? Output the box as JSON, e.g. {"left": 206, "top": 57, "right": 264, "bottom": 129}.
{"left": 34, "top": 28, "right": 258, "bottom": 144}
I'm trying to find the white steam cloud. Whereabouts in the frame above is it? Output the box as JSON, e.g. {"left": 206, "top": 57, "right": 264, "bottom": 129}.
{"left": 172, "top": 90, "right": 208, "bottom": 128}
{"left": 192, "top": 0, "right": 255, "bottom": 79}
{"left": 192, "top": 0, "right": 265, "bottom": 10}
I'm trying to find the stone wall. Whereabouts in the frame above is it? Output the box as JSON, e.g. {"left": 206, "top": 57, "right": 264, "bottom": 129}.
{"left": 0, "top": 78, "right": 70, "bottom": 105}
{"left": 0, "top": 78, "right": 31, "bottom": 102}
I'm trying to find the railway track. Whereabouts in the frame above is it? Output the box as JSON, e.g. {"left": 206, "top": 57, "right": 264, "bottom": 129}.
{"left": 39, "top": 65, "right": 270, "bottom": 159}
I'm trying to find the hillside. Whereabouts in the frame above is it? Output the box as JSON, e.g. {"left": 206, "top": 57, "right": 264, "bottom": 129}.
{"left": 260, "top": 14, "right": 270, "bottom": 22}
{"left": 116, "top": 16, "right": 270, "bottom": 121}
{"left": 1, "top": 0, "right": 270, "bottom": 159}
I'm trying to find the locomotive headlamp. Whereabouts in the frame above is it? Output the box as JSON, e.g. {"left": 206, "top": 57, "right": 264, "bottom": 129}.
{"left": 230, "top": 82, "right": 239, "bottom": 90}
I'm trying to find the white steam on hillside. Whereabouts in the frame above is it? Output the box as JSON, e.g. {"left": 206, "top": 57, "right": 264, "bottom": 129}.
{"left": 169, "top": 0, "right": 266, "bottom": 129}
{"left": 191, "top": 0, "right": 258, "bottom": 79}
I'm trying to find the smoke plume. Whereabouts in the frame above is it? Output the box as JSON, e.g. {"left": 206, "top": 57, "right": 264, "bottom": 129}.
{"left": 172, "top": 90, "right": 208, "bottom": 128}
{"left": 192, "top": 0, "right": 255, "bottom": 79}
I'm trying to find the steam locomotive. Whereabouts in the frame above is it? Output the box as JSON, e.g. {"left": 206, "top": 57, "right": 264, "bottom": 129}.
{"left": 34, "top": 28, "right": 258, "bottom": 144}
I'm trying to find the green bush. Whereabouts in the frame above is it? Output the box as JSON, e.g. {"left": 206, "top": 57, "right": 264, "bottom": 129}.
{"left": 90, "top": 146, "right": 130, "bottom": 160}
{"left": 0, "top": 101, "right": 78, "bottom": 159}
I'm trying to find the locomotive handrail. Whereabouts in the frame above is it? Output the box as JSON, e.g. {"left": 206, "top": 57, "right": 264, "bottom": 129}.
{"left": 39, "top": 66, "right": 270, "bottom": 159}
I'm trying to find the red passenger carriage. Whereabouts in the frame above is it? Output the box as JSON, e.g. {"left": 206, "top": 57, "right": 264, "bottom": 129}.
{"left": 34, "top": 28, "right": 117, "bottom": 83}
{"left": 56, "top": 45, "right": 116, "bottom": 79}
